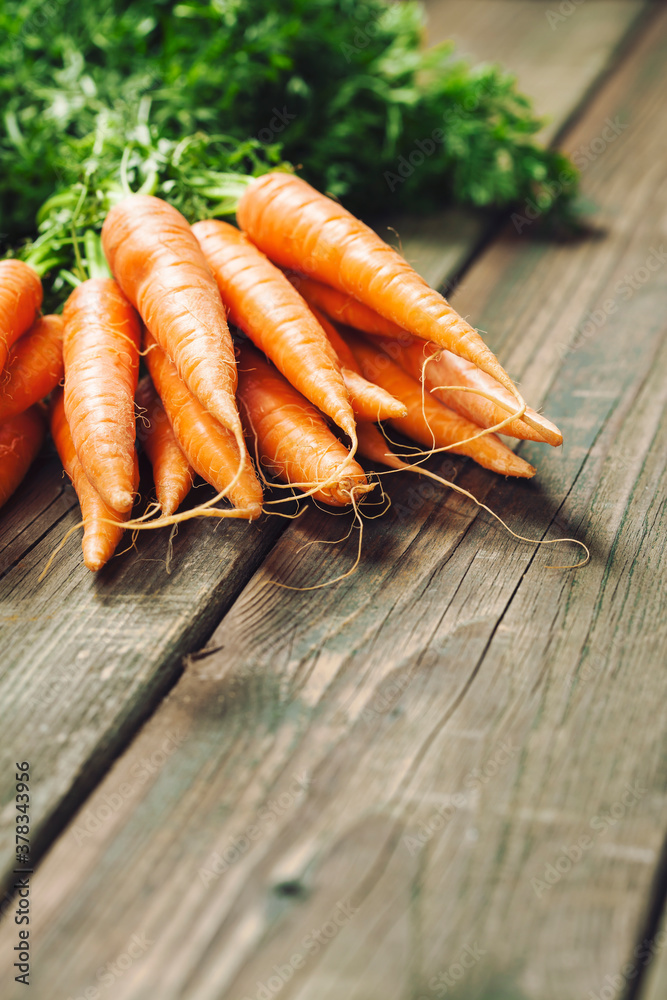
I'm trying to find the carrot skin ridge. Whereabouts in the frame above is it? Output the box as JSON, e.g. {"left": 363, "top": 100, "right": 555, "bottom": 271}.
{"left": 376, "top": 337, "right": 563, "bottom": 446}
{"left": 0, "top": 315, "right": 64, "bottom": 421}
{"left": 237, "top": 343, "right": 370, "bottom": 507}
{"left": 347, "top": 335, "right": 536, "bottom": 479}
{"left": 63, "top": 278, "right": 140, "bottom": 513}
{"left": 286, "top": 272, "right": 408, "bottom": 341}
{"left": 0, "top": 404, "right": 45, "bottom": 510}
{"left": 102, "top": 196, "right": 244, "bottom": 447}
{"left": 143, "top": 329, "right": 263, "bottom": 519}
{"left": 306, "top": 305, "right": 360, "bottom": 372}
{"left": 50, "top": 389, "right": 133, "bottom": 571}
{"left": 237, "top": 172, "right": 523, "bottom": 406}
{"left": 0, "top": 260, "right": 43, "bottom": 374}
{"left": 341, "top": 367, "right": 409, "bottom": 422}
{"left": 135, "top": 375, "right": 193, "bottom": 516}
{"left": 356, "top": 420, "right": 586, "bottom": 566}
{"left": 191, "top": 218, "right": 356, "bottom": 440}
{"left": 355, "top": 421, "right": 409, "bottom": 471}
{"left": 286, "top": 274, "right": 560, "bottom": 446}
{"left": 306, "top": 305, "right": 407, "bottom": 422}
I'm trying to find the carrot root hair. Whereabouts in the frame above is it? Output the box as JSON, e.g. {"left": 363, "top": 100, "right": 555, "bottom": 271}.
{"left": 117, "top": 454, "right": 253, "bottom": 531}
{"left": 245, "top": 408, "right": 372, "bottom": 510}
{"left": 272, "top": 489, "right": 366, "bottom": 591}
{"left": 409, "top": 348, "right": 528, "bottom": 456}
{"left": 39, "top": 438, "right": 254, "bottom": 579}
{"left": 371, "top": 449, "right": 589, "bottom": 569}
{"left": 39, "top": 520, "right": 85, "bottom": 582}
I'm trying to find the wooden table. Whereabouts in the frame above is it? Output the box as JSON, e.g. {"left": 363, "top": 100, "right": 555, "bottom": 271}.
{"left": 2, "top": 3, "right": 667, "bottom": 998}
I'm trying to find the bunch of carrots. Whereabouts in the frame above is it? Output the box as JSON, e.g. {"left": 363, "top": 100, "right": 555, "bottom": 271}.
{"left": 0, "top": 172, "right": 566, "bottom": 574}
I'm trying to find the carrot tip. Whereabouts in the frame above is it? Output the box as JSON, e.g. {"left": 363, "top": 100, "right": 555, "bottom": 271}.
{"left": 83, "top": 551, "right": 109, "bottom": 572}
{"left": 157, "top": 492, "right": 179, "bottom": 517}
{"left": 109, "top": 490, "right": 134, "bottom": 513}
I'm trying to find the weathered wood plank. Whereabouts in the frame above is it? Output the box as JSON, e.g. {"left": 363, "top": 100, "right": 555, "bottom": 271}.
{"left": 424, "top": 0, "right": 642, "bottom": 143}
{"left": 0, "top": 479, "right": 286, "bottom": 888}
{"left": 639, "top": 895, "right": 667, "bottom": 1000}
{"left": 392, "top": 0, "right": 645, "bottom": 289}
{"left": 0, "top": 457, "right": 75, "bottom": 575}
{"left": 0, "top": 0, "right": 643, "bottom": 904}
{"left": 3, "top": 6, "right": 666, "bottom": 999}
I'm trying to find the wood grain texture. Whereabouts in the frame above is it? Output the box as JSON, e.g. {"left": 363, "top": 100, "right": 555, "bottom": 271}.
{"left": 0, "top": 461, "right": 286, "bottom": 888}
{"left": 639, "top": 896, "right": 667, "bottom": 1000}
{"left": 0, "top": 0, "right": 643, "bottom": 909}
{"left": 2, "top": 6, "right": 665, "bottom": 999}
{"left": 423, "top": 0, "right": 642, "bottom": 142}
{"left": 0, "top": 456, "right": 75, "bottom": 576}
{"left": 392, "top": 0, "right": 646, "bottom": 289}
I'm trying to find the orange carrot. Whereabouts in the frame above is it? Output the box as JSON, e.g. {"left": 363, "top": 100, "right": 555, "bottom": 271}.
{"left": 237, "top": 343, "right": 371, "bottom": 507}
{"left": 306, "top": 306, "right": 360, "bottom": 373}
{"left": 50, "top": 389, "right": 135, "bottom": 571}
{"left": 0, "top": 405, "right": 45, "bottom": 510}
{"left": 355, "top": 421, "right": 409, "bottom": 472}
{"left": 63, "top": 278, "right": 140, "bottom": 513}
{"left": 136, "top": 375, "right": 193, "bottom": 516}
{"left": 144, "top": 329, "right": 263, "bottom": 518}
{"left": 102, "top": 196, "right": 244, "bottom": 447}
{"left": 0, "top": 315, "right": 64, "bottom": 421}
{"left": 376, "top": 337, "right": 563, "bottom": 447}
{"left": 287, "top": 272, "right": 407, "bottom": 340}
{"left": 358, "top": 413, "right": 587, "bottom": 568}
{"left": 286, "top": 272, "right": 560, "bottom": 445}
{"left": 341, "top": 367, "right": 408, "bottom": 424}
{"left": 347, "top": 335, "right": 536, "bottom": 478}
{"left": 0, "top": 260, "right": 43, "bottom": 373}
{"left": 307, "top": 305, "right": 407, "bottom": 423}
{"left": 191, "top": 218, "right": 356, "bottom": 439}
{"left": 237, "top": 173, "right": 521, "bottom": 402}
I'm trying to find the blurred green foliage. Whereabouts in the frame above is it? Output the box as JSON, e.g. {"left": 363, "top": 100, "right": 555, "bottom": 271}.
{"left": 0, "top": 0, "right": 580, "bottom": 245}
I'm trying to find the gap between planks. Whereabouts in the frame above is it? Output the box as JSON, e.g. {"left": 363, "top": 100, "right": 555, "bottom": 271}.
{"left": 0, "top": 0, "right": 646, "bottom": 910}
{"left": 1, "top": 4, "right": 666, "bottom": 999}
